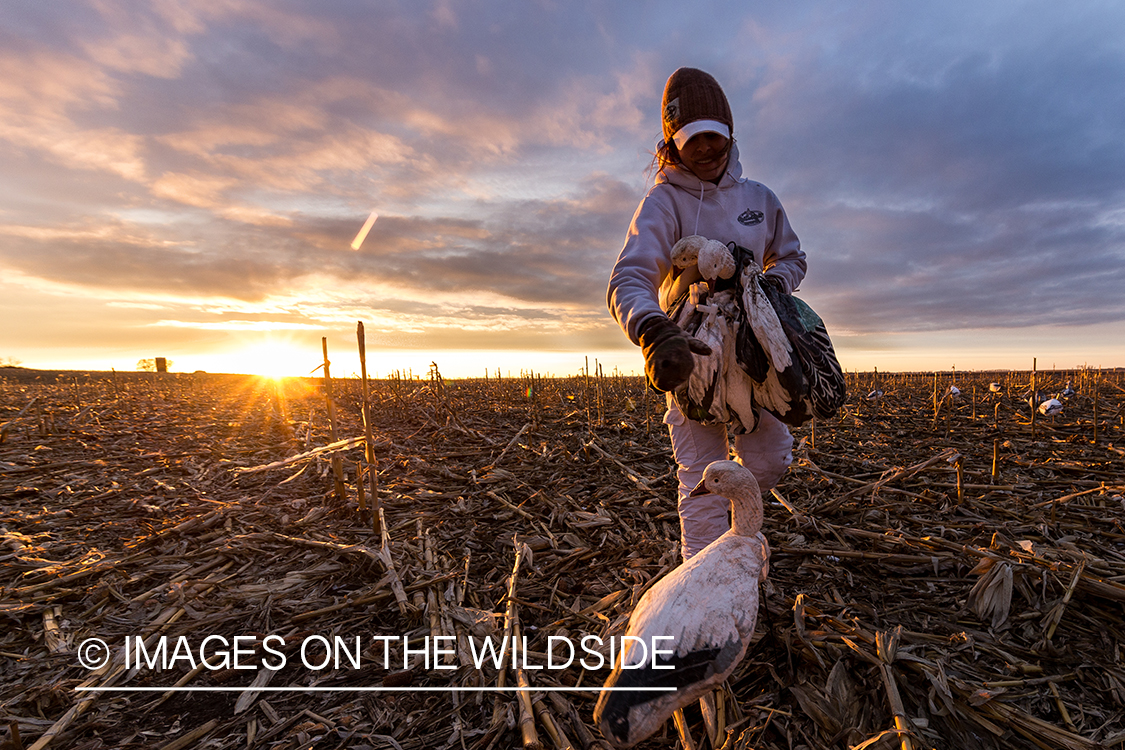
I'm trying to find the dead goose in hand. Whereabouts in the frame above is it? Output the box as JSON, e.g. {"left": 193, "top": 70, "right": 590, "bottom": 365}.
{"left": 670, "top": 234, "right": 707, "bottom": 271}
{"left": 667, "top": 237, "right": 846, "bottom": 432}
{"left": 593, "top": 460, "right": 769, "bottom": 747}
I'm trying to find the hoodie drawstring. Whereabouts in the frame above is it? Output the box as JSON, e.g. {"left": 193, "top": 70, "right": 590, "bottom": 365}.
{"left": 693, "top": 181, "right": 705, "bottom": 236}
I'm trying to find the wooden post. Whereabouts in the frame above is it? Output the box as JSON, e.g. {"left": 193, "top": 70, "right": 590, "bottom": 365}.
{"left": 955, "top": 455, "right": 964, "bottom": 505}
{"left": 321, "top": 338, "right": 347, "bottom": 506}
{"left": 1030, "top": 358, "right": 1037, "bottom": 439}
{"left": 357, "top": 322, "right": 381, "bottom": 535}
{"left": 1093, "top": 374, "right": 1100, "bottom": 443}
{"left": 932, "top": 371, "right": 939, "bottom": 423}
{"left": 584, "top": 356, "right": 592, "bottom": 436}
{"left": 644, "top": 377, "right": 651, "bottom": 435}
{"left": 596, "top": 359, "right": 604, "bottom": 426}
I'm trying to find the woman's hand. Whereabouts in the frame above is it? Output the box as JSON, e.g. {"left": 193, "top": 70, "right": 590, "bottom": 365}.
{"left": 638, "top": 316, "right": 712, "bottom": 392}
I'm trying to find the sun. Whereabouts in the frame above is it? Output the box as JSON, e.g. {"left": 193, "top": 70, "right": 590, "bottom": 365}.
{"left": 223, "top": 340, "right": 321, "bottom": 378}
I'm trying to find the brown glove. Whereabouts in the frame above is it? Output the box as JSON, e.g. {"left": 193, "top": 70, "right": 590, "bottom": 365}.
{"left": 639, "top": 316, "right": 712, "bottom": 392}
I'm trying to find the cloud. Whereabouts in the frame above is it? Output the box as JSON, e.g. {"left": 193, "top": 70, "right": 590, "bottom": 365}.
{"left": 1, "top": 0, "right": 1123, "bottom": 374}
{"left": 724, "top": 0, "right": 1125, "bottom": 335}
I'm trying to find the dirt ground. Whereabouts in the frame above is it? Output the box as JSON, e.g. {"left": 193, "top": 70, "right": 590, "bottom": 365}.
{"left": 1, "top": 365, "right": 1124, "bottom": 750}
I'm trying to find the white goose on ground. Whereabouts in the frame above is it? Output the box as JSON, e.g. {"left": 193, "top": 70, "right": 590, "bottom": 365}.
{"left": 1039, "top": 397, "right": 1063, "bottom": 417}
{"left": 1061, "top": 381, "right": 1077, "bottom": 399}
{"left": 594, "top": 460, "right": 769, "bottom": 748}
{"left": 989, "top": 382, "right": 1003, "bottom": 393}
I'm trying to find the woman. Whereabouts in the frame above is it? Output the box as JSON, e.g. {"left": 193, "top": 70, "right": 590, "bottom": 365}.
{"left": 607, "top": 67, "right": 807, "bottom": 560}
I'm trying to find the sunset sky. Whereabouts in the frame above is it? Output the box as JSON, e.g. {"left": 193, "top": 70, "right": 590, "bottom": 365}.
{"left": 1, "top": 1, "right": 1122, "bottom": 379}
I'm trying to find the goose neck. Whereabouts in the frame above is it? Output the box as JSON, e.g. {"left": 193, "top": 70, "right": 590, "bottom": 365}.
{"left": 729, "top": 486, "right": 763, "bottom": 536}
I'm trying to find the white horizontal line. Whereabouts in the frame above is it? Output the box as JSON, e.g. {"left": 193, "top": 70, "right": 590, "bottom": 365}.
{"left": 75, "top": 686, "right": 675, "bottom": 693}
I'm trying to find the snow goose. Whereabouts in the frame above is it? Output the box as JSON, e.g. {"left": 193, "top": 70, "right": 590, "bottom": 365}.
{"left": 685, "top": 295, "right": 730, "bottom": 423}
{"left": 734, "top": 260, "right": 800, "bottom": 420}
{"left": 670, "top": 235, "right": 709, "bottom": 270}
{"left": 593, "top": 460, "right": 769, "bottom": 747}
{"left": 741, "top": 262, "right": 846, "bottom": 425}
{"left": 666, "top": 238, "right": 846, "bottom": 431}
{"left": 696, "top": 239, "right": 736, "bottom": 283}
{"left": 1038, "top": 397, "right": 1063, "bottom": 417}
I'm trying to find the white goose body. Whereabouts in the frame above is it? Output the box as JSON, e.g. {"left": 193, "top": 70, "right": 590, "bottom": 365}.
{"left": 720, "top": 316, "right": 758, "bottom": 431}
{"left": 686, "top": 297, "right": 728, "bottom": 422}
{"left": 1039, "top": 397, "right": 1063, "bottom": 416}
{"left": 594, "top": 461, "right": 769, "bottom": 747}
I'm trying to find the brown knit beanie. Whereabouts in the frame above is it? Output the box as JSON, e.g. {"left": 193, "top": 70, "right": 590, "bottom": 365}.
{"left": 661, "top": 68, "right": 733, "bottom": 149}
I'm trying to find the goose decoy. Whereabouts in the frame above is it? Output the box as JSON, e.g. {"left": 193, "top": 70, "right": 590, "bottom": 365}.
{"left": 947, "top": 385, "right": 961, "bottom": 399}
{"left": 989, "top": 382, "right": 1003, "bottom": 393}
{"left": 1061, "top": 381, "right": 1076, "bottom": 399}
{"left": 1038, "top": 397, "right": 1063, "bottom": 417}
{"left": 594, "top": 460, "right": 769, "bottom": 748}
{"left": 866, "top": 389, "right": 884, "bottom": 402}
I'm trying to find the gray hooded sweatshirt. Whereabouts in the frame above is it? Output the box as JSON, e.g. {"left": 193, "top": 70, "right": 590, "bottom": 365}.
{"left": 607, "top": 143, "right": 806, "bottom": 345}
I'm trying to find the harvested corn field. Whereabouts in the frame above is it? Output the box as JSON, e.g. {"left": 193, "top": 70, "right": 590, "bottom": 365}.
{"left": 2, "top": 365, "right": 1124, "bottom": 750}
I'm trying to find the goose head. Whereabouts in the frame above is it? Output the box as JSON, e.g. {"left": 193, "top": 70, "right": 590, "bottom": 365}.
{"left": 671, "top": 235, "right": 708, "bottom": 269}
{"left": 690, "top": 460, "right": 763, "bottom": 536}
{"left": 697, "top": 240, "right": 736, "bottom": 282}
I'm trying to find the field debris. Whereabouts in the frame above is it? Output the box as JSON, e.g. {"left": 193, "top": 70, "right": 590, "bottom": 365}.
{"left": 1, "top": 366, "right": 1124, "bottom": 750}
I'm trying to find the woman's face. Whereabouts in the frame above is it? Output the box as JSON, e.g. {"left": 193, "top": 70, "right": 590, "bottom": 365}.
{"left": 679, "top": 132, "right": 729, "bottom": 183}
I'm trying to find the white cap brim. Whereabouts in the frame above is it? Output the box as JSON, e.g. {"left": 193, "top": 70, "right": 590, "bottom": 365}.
{"left": 672, "top": 119, "right": 731, "bottom": 149}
